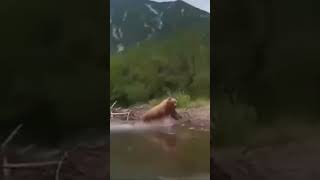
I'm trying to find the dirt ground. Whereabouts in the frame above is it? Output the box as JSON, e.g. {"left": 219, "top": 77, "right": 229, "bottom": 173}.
{"left": 213, "top": 135, "right": 320, "bottom": 180}
{"left": 3, "top": 144, "right": 108, "bottom": 180}
{"left": 177, "top": 105, "right": 211, "bottom": 130}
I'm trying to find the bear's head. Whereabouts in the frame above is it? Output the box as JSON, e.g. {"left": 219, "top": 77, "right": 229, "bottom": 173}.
{"left": 166, "top": 97, "right": 177, "bottom": 109}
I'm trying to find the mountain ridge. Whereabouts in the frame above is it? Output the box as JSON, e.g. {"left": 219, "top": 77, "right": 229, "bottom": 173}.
{"left": 110, "top": 0, "right": 210, "bottom": 54}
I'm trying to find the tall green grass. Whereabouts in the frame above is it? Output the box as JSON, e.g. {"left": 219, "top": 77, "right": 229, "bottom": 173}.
{"left": 148, "top": 91, "right": 209, "bottom": 109}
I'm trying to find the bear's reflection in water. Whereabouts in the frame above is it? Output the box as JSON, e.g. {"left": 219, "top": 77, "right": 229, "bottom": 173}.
{"left": 146, "top": 131, "right": 178, "bottom": 154}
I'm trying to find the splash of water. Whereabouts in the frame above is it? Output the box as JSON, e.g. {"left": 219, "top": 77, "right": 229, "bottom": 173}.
{"left": 110, "top": 118, "right": 176, "bottom": 134}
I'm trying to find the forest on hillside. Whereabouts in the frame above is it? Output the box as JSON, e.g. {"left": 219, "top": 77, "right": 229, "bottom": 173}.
{"left": 110, "top": 30, "right": 210, "bottom": 106}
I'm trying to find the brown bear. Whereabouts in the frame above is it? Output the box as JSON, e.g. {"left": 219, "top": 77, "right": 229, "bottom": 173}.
{"left": 142, "top": 97, "right": 181, "bottom": 122}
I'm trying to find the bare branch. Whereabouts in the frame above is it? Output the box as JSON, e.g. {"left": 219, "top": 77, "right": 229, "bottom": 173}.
{"left": 110, "top": 112, "right": 131, "bottom": 121}
{"left": 3, "top": 156, "right": 10, "bottom": 180}
{"left": 55, "top": 152, "right": 69, "bottom": 180}
{"left": 126, "top": 111, "right": 131, "bottom": 121}
{"left": 1, "top": 124, "right": 23, "bottom": 150}
{"left": 3, "top": 161, "right": 59, "bottom": 168}
{"left": 111, "top": 112, "right": 129, "bottom": 115}
{"left": 110, "top": 101, "right": 117, "bottom": 110}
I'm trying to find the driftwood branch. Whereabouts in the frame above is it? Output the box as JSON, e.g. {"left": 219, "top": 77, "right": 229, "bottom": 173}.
{"left": 110, "top": 100, "right": 131, "bottom": 120}
{"left": 4, "top": 161, "right": 59, "bottom": 168}
{"left": 1, "top": 124, "right": 23, "bottom": 180}
{"left": 3, "top": 156, "right": 9, "bottom": 180}
{"left": 110, "top": 112, "right": 131, "bottom": 120}
{"left": 1, "top": 124, "right": 23, "bottom": 150}
{"left": 110, "top": 112, "right": 128, "bottom": 115}
{"left": 110, "top": 101, "right": 117, "bottom": 110}
{"left": 126, "top": 111, "right": 131, "bottom": 121}
{"left": 55, "top": 151, "right": 69, "bottom": 180}
{"left": 0, "top": 124, "right": 66, "bottom": 180}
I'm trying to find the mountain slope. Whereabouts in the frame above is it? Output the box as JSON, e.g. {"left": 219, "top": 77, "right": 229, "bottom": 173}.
{"left": 110, "top": 0, "right": 210, "bottom": 54}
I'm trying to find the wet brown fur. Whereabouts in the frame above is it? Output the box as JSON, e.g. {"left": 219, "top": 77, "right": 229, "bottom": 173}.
{"left": 142, "top": 97, "right": 180, "bottom": 122}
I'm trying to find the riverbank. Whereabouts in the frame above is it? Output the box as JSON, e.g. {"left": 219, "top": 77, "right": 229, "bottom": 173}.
{"left": 3, "top": 102, "right": 210, "bottom": 180}
{"left": 110, "top": 102, "right": 211, "bottom": 130}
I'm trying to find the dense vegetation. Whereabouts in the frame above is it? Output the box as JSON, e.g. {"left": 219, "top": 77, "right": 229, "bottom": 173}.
{"left": 110, "top": 30, "right": 210, "bottom": 106}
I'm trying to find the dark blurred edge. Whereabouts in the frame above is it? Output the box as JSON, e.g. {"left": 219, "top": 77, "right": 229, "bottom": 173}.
{"left": 212, "top": 0, "right": 320, "bottom": 179}
{"left": 0, "top": 0, "right": 109, "bottom": 149}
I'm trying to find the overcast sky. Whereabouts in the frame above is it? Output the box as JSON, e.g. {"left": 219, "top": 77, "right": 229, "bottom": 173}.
{"left": 150, "top": 0, "right": 210, "bottom": 13}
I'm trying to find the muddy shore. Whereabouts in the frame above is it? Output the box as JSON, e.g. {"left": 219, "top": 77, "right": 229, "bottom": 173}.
{"left": 111, "top": 104, "right": 211, "bottom": 130}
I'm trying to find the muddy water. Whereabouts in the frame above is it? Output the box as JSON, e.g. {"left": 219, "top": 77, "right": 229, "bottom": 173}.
{"left": 110, "top": 120, "right": 210, "bottom": 180}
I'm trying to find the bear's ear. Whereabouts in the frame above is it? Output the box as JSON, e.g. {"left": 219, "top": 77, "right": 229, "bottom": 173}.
{"left": 170, "top": 97, "right": 177, "bottom": 102}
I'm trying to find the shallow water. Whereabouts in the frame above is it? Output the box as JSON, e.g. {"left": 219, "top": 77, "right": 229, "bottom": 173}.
{"left": 110, "top": 119, "right": 210, "bottom": 180}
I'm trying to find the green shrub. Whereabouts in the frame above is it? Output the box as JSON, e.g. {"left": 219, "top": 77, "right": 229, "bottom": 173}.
{"left": 173, "top": 91, "right": 191, "bottom": 108}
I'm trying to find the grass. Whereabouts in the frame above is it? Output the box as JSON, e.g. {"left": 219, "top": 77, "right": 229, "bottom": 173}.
{"left": 148, "top": 91, "right": 209, "bottom": 109}
{"left": 188, "top": 98, "right": 210, "bottom": 108}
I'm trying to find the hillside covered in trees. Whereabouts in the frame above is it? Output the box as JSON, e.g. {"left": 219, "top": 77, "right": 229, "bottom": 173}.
{"left": 110, "top": 28, "right": 210, "bottom": 106}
